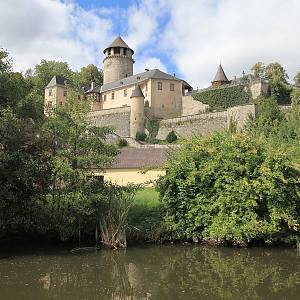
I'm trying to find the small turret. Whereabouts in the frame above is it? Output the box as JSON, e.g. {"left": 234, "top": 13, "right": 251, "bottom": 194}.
{"left": 130, "top": 85, "right": 145, "bottom": 139}
{"left": 212, "top": 64, "right": 229, "bottom": 87}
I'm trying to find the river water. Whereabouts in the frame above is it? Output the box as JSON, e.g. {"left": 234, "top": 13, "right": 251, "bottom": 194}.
{"left": 0, "top": 244, "right": 299, "bottom": 300}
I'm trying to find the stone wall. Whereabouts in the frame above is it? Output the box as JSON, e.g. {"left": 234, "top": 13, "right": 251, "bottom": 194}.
{"left": 88, "top": 104, "right": 257, "bottom": 141}
{"left": 227, "top": 104, "right": 258, "bottom": 130}
{"left": 181, "top": 94, "right": 209, "bottom": 116}
{"left": 157, "top": 104, "right": 257, "bottom": 139}
{"left": 249, "top": 79, "right": 270, "bottom": 99}
{"left": 89, "top": 106, "right": 131, "bottom": 137}
{"left": 157, "top": 111, "right": 228, "bottom": 139}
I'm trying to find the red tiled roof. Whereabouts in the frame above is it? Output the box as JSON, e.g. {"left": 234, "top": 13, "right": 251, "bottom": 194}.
{"left": 111, "top": 148, "right": 168, "bottom": 169}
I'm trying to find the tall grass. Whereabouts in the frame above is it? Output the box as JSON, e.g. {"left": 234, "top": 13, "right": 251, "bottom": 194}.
{"left": 127, "top": 188, "right": 164, "bottom": 242}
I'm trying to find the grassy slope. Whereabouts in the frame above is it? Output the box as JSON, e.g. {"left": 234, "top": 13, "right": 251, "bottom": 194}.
{"left": 128, "top": 188, "right": 163, "bottom": 242}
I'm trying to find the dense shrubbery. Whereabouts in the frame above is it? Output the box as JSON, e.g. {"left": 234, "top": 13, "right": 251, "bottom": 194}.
{"left": 136, "top": 131, "right": 147, "bottom": 141}
{"left": 158, "top": 132, "right": 300, "bottom": 246}
{"left": 192, "top": 84, "right": 251, "bottom": 111}
{"left": 145, "top": 118, "right": 160, "bottom": 143}
{"left": 118, "top": 138, "right": 128, "bottom": 147}
{"left": 166, "top": 130, "right": 178, "bottom": 143}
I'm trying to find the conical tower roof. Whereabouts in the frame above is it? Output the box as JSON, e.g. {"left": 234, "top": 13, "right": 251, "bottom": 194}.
{"left": 212, "top": 64, "right": 229, "bottom": 82}
{"left": 130, "top": 85, "right": 144, "bottom": 98}
{"left": 103, "top": 36, "right": 134, "bottom": 54}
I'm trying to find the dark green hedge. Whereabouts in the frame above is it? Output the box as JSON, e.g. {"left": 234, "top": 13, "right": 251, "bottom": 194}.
{"left": 192, "top": 84, "right": 252, "bottom": 111}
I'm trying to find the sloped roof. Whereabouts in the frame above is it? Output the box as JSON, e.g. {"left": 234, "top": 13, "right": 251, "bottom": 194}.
{"left": 130, "top": 85, "right": 144, "bottom": 98}
{"left": 46, "top": 75, "right": 71, "bottom": 88}
{"left": 111, "top": 148, "right": 167, "bottom": 169}
{"left": 103, "top": 36, "right": 134, "bottom": 54}
{"left": 212, "top": 65, "right": 229, "bottom": 82}
{"left": 101, "top": 69, "right": 182, "bottom": 92}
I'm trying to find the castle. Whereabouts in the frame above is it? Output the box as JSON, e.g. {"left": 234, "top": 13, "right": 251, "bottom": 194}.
{"left": 44, "top": 36, "right": 270, "bottom": 141}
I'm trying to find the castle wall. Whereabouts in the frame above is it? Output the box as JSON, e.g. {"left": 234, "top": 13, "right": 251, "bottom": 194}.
{"left": 156, "top": 111, "right": 228, "bottom": 139}
{"left": 181, "top": 94, "right": 209, "bottom": 116}
{"left": 150, "top": 79, "right": 182, "bottom": 119}
{"left": 157, "top": 104, "right": 257, "bottom": 139}
{"left": 249, "top": 80, "right": 270, "bottom": 99}
{"left": 89, "top": 106, "right": 131, "bottom": 137}
{"left": 102, "top": 81, "right": 149, "bottom": 110}
{"left": 227, "top": 104, "right": 258, "bottom": 130}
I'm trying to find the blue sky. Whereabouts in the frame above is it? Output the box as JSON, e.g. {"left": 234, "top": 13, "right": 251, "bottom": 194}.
{"left": 1, "top": 0, "right": 300, "bottom": 87}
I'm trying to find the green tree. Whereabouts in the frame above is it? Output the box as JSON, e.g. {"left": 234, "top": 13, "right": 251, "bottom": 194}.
{"left": 265, "top": 62, "right": 289, "bottom": 84}
{"left": 31, "top": 59, "right": 74, "bottom": 96}
{"left": 0, "top": 49, "right": 12, "bottom": 74}
{"left": 251, "top": 62, "right": 265, "bottom": 78}
{"left": 44, "top": 88, "right": 118, "bottom": 240}
{"left": 294, "top": 71, "right": 300, "bottom": 86}
{"left": 74, "top": 64, "right": 103, "bottom": 89}
{"left": 158, "top": 133, "right": 300, "bottom": 246}
{"left": 0, "top": 108, "right": 53, "bottom": 236}
{"left": 291, "top": 88, "right": 300, "bottom": 109}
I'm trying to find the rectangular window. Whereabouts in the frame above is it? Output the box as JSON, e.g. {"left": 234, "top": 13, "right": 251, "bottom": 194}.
{"left": 63, "top": 90, "right": 67, "bottom": 97}
{"left": 170, "top": 83, "right": 175, "bottom": 91}
{"left": 111, "top": 93, "right": 114, "bottom": 100}
{"left": 48, "top": 101, "right": 52, "bottom": 107}
{"left": 158, "top": 82, "right": 162, "bottom": 90}
{"left": 124, "top": 89, "right": 127, "bottom": 97}
{"left": 114, "top": 47, "right": 120, "bottom": 54}
{"left": 145, "top": 83, "right": 148, "bottom": 92}
{"left": 59, "top": 101, "right": 63, "bottom": 106}
{"left": 48, "top": 89, "right": 52, "bottom": 96}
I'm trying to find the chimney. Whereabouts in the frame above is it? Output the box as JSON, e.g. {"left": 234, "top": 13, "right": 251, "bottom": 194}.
{"left": 91, "top": 81, "right": 95, "bottom": 90}
{"left": 173, "top": 72, "right": 176, "bottom": 77}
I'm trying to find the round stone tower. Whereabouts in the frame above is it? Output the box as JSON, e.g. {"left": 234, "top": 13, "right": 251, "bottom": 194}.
{"left": 103, "top": 36, "right": 134, "bottom": 84}
{"left": 130, "top": 85, "right": 145, "bottom": 139}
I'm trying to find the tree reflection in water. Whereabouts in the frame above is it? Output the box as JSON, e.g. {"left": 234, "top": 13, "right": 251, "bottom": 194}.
{"left": 0, "top": 245, "right": 299, "bottom": 299}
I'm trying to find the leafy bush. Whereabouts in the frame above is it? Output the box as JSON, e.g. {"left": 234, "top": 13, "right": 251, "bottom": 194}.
{"left": 192, "top": 84, "right": 251, "bottom": 111}
{"left": 117, "top": 138, "right": 128, "bottom": 148}
{"left": 145, "top": 118, "right": 160, "bottom": 143}
{"left": 166, "top": 131, "right": 178, "bottom": 143}
{"left": 158, "top": 132, "right": 300, "bottom": 246}
{"left": 136, "top": 131, "right": 147, "bottom": 141}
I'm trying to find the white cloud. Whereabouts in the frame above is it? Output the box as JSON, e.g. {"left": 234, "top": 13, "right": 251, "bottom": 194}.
{"left": 160, "top": 0, "right": 300, "bottom": 87}
{"left": 2, "top": 0, "right": 299, "bottom": 89}
{"left": 134, "top": 56, "right": 167, "bottom": 74}
{"left": 0, "top": 0, "right": 114, "bottom": 72}
{"left": 126, "top": 0, "right": 168, "bottom": 51}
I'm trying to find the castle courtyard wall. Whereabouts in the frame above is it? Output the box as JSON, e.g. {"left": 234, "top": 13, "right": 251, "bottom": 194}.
{"left": 89, "top": 106, "right": 131, "bottom": 137}
{"left": 181, "top": 94, "right": 209, "bottom": 116}
{"left": 156, "top": 111, "right": 228, "bottom": 139}
{"left": 89, "top": 104, "right": 257, "bottom": 141}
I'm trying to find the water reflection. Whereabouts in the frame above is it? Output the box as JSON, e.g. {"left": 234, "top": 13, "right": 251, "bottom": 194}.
{"left": 0, "top": 245, "right": 299, "bottom": 300}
